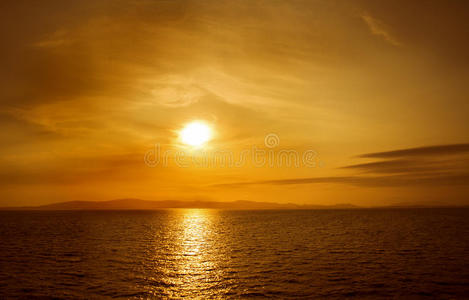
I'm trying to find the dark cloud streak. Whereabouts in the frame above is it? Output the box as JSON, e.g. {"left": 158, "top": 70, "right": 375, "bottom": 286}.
{"left": 215, "top": 143, "right": 469, "bottom": 188}
{"left": 358, "top": 144, "right": 469, "bottom": 158}
{"left": 213, "top": 172, "right": 469, "bottom": 188}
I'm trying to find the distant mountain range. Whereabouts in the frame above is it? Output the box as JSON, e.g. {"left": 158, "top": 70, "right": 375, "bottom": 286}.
{"left": 0, "top": 199, "right": 360, "bottom": 210}
{"left": 2, "top": 199, "right": 466, "bottom": 211}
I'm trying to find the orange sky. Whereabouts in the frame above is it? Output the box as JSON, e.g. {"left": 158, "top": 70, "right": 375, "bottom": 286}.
{"left": 1, "top": 0, "right": 468, "bottom": 206}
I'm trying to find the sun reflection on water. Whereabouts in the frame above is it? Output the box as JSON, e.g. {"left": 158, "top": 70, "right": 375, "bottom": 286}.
{"left": 167, "top": 209, "right": 224, "bottom": 297}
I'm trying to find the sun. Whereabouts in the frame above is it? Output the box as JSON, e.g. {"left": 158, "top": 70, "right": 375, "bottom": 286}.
{"left": 179, "top": 121, "right": 213, "bottom": 147}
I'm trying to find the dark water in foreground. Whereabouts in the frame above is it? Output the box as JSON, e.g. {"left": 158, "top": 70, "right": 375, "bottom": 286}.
{"left": 1, "top": 209, "right": 469, "bottom": 299}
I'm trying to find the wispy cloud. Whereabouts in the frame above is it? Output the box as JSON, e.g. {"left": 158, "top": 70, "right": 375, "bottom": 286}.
{"left": 342, "top": 159, "right": 435, "bottom": 174}
{"left": 358, "top": 143, "right": 469, "bottom": 158}
{"left": 361, "top": 14, "right": 401, "bottom": 46}
{"left": 214, "top": 143, "right": 469, "bottom": 188}
{"left": 33, "top": 29, "right": 71, "bottom": 48}
{"left": 212, "top": 173, "right": 469, "bottom": 188}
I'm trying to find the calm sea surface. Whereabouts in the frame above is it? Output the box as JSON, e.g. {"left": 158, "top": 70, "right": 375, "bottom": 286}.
{"left": 1, "top": 209, "right": 469, "bottom": 299}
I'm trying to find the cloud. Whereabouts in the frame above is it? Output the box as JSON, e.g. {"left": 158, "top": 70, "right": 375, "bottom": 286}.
{"left": 212, "top": 176, "right": 351, "bottom": 188}
{"left": 33, "top": 29, "right": 71, "bottom": 48}
{"left": 212, "top": 172, "right": 469, "bottom": 188}
{"left": 361, "top": 14, "right": 401, "bottom": 46}
{"left": 214, "top": 143, "right": 469, "bottom": 188}
{"left": 358, "top": 143, "right": 469, "bottom": 158}
{"left": 0, "top": 152, "right": 155, "bottom": 186}
{"left": 341, "top": 159, "right": 435, "bottom": 174}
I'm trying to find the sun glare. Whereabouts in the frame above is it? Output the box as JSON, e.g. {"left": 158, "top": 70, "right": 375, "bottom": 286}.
{"left": 180, "top": 121, "right": 212, "bottom": 147}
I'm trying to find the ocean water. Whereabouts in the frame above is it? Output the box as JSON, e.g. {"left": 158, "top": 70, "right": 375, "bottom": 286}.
{"left": 1, "top": 209, "right": 469, "bottom": 299}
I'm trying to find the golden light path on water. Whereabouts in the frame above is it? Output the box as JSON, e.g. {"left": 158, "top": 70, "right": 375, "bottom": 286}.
{"left": 151, "top": 209, "right": 229, "bottom": 298}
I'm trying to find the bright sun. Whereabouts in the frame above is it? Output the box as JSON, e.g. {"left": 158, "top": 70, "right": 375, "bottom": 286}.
{"left": 180, "top": 121, "right": 212, "bottom": 147}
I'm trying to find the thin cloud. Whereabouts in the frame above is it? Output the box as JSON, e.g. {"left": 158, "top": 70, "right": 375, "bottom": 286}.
{"left": 358, "top": 143, "right": 469, "bottom": 158}
{"left": 361, "top": 14, "right": 401, "bottom": 46}
{"left": 214, "top": 143, "right": 469, "bottom": 188}
{"left": 212, "top": 176, "right": 351, "bottom": 188}
{"left": 33, "top": 29, "right": 71, "bottom": 48}
{"left": 342, "top": 159, "right": 434, "bottom": 174}
{"left": 212, "top": 173, "right": 469, "bottom": 188}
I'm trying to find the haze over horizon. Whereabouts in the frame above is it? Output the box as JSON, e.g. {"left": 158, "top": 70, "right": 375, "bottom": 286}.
{"left": 1, "top": 0, "right": 469, "bottom": 207}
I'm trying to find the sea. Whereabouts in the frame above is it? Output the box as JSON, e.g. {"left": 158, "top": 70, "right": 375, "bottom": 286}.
{"left": 0, "top": 209, "right": 468, "bottom": 299}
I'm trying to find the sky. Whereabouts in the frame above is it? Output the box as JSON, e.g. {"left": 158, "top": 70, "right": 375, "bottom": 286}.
{"left": 1, "top": 0, "right": 468, "bottom": 207}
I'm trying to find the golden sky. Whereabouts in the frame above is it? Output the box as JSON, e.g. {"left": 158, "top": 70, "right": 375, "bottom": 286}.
{"left": 1, "top": 0, "right": 468, "bottom": 206}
